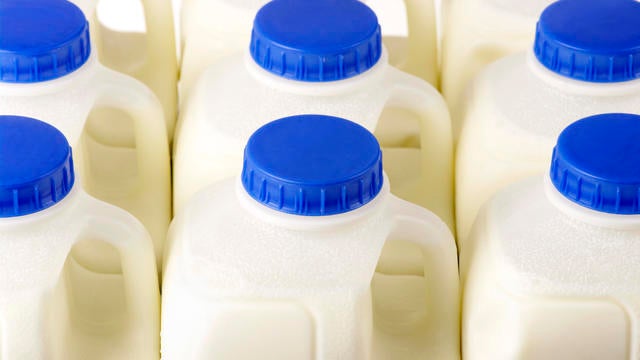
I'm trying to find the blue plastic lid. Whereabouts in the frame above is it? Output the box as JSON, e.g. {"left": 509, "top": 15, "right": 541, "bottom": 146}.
{"left": 250, "top": 0, "right": 382, "bottom": 82}
{"left": 0, "top": 0, "right": 91, "bottom": 83}
{"left": 550, "top": 113, "right": 640, "bottom": 214}
{"left": 534, "top": 0, "right": 640, "bottom": 83}
{"left": 242, "top": 115, "right": 384, "bottom": 216}
{"left": 0, "top": 116, "right": 75, "bottom": 218}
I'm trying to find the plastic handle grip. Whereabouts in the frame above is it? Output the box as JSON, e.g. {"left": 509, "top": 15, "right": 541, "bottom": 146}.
{"left": 384, "top": 67, "right": 454, "bottom": 230}
{"left": 93, "top": 65, "right": 172, "bottom": 267}
{"left": 70, "top": 0, "right": 178, "bottom": 139}
{"left": 77, "top": 193, "right": 160, "bottom": 353}
{"left": 386, "top": 196, "right": 459, "bottom": 354}
{"left": 402, "top": 0, "right": 439, "bottom": 84}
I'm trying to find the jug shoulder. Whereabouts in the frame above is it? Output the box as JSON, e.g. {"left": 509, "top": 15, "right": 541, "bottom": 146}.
{"left": 170, "top": 179, "right": 391, "bottom": 294}
{"left": 468, "top": 53, "right": 640, "bottom": 141}
{"left": 184, "top": 55, "right": 389, "bottom": 140}
{"left": 477, "top": 177, "right": 640, "bottom": 298}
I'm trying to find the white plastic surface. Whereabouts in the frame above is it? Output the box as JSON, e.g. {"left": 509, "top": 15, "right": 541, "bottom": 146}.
{"left": 0, "top": 188, "right": 159, "bottom": 359}
{"left": 455, "top": 51, "right": 640, "bottom": 248}
{"left": 173, "top": 51, "right": 453, "bottom": 233}
{"left": 441, "top": 0, "right": 554, "bottom": 141}
{"left": 177, "top": 0, "right": 438, "bottom": 100}
{"left": 0, "top": 56, "right": 171, "bottom": 272}
{"left": 461, "top": 176, "right": 640, "bottom": 359}
{"left": 70, "top": 0, "right": 178, "bottom": 140}
{"left": 162, "top": 177, "right": 459, "bottom": 359}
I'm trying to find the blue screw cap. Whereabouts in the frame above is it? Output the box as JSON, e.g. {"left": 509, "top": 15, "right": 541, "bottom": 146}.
{"left": 534, "top": 0, "right": 640, "bottom": 83}
{"left": 0, "top": 0, "right": 91, "bottom": 83}
{"left": 0, "top": 116, "right": 75, "bottom": 218}
{"left": 242, "top": 115, "right": 384, "bottom": 216}
{"left": 550, "top": 113, "right": 640, "bottom": 214}
{"left": 250, "top": 0, "right": 382, "bottom": 82}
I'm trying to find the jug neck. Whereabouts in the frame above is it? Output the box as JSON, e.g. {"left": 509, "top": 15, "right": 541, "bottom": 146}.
{"left": 544, "top": 176, "right": 640, "bottom": 231}
{"left": 235, "top": 176, "right": 390, "bottom": 232}
{"left": 0, "top": 186, "right": 80, "bottom": 229}
{"left": 0, "top": 54, "right": 98, "bottom": 97}
{"left": 527, "top": 50, "right": 640, "bottom": 97}
{"left": 243, "top": 49, "right": 390, "bottom": 96}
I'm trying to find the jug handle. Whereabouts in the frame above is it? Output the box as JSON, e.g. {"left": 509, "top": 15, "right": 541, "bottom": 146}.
{"left": 76, "top": 0, "right": 178, "bottom": 135}
{"left": 76, "top": 192, "right": 160, "bottom": 351}
{"left": 93, "top": 65, "right": 172, "bottom": 266}
{"left": 387, "top": 196, "right": 460, "bottom": 353}
{"left": 76, "top": 0, "right": 178, "bottom": 75}
{"left": 384, "top": 67, "right": 454, "bottom": 230}
{"left": 401, "top": 0, "right": 439, "bottom": 85}
{"left": 139, "top": 0, "right": 179, "bottom": 126}
{"left": 139, "top": 0, "right": 178, "bottom": 69}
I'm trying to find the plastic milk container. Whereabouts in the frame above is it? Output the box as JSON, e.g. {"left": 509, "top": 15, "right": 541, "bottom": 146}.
{"left": 0, "top": 116, "right": 159, "bottom": 360}
{"left": 163, "top": 115, "right": 459, "bottom": 359}
{"left": 178, "top": 0, "right": 439, "bottom": 98}
{"left": 455, "top": 0, "right": 640, "bottom": 247}
{"left": 173, "top": 0, "right": 452, "bottom": 231}
{"left": 0, "top": 0, "right": 171, "bottom": 269}
{"left": 462, "top": 113, "right": 640, "bottom": 360}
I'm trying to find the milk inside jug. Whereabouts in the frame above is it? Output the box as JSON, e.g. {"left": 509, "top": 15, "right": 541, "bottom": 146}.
{"left": 455, "top": 0, "right": 640, "bottom": 247}
{"left": 163, "top": 115, "right": 459, "bottom": 359}
{"left": 178, "top": 0, "right": 438, "bottom": 98}
{"left": 174, "top": 0, "right": 452, "bottom": 232}
{"left": 70, "top": 0, "right": 178, "bottom": 138}
{"left": 441, "top": 0, "right": 554, "bottom": 140}
{"left": 0, "top": 0, "right": 171, "bottom": 270}
{"left": 0, "top": 116, "right": 159, "bottom": 360}
{"left": 462, "top": 113, "right": 640, "bottom": 359}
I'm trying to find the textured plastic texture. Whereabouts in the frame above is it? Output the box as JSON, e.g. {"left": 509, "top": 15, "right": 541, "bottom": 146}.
{"left": 534, "top": 0, "right": 640, "bottom": 83}
{"left": 242, "top": 115, "right": 384, "bottom": 216}
{"left": 461, "top": 177, "right": 639, "bottom": 360}
{"left": 0, "top": 0, "right": 91, "bottom": 83}
{"left": 250, "top": 0, "right": 382, "bottom": 82}
{"left": 441, "top": 0, "right": 554, "bottom": 141}
{"left": 0, "top": 116, "right": 74, "bottom": 218}
{"left": 550, "top": 113, "right": 640, "bottom": 214}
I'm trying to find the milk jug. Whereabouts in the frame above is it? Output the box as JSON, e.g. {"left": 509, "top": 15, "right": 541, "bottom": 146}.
{"left": 163, "top": 115, "right": 459, "bottom": 359}
{"left": 0, "top": 0, "right": 171, "bottom": 269}
{"left": 0, "top": 116, "right": 159, "bottom": 360}
{"left": 174, "top": 0, "right": 452, "bottom": 231}
{"left": 455, "top": 0, "right": 640, "bottom": 247}
{"left": 70, "top": 0, "right": 178, "bottom": 137}
{"left": 441, "top": 0, "right": 554, "bottom": 139}
{"left": 178, "top": 0, "right": 438, "bottom": 98}
{"left": 462, "top": 113, "right": 640, "bottom": 359}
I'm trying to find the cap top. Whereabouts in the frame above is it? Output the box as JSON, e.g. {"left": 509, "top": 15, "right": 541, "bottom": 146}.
{"left": 0, "top": 116, "right": 75, "bottom": 218}
{"left": 242, "top": 115, "right": 384, "bottom": 216}
{"left": 534, "top": 0, "right": 640, "bottom": 82}
{"left": 250, "top": 0, "right": 382, "bottom": 82}
{"left": 0, "top": 0, "right": 91, "bottom": 83}
{"left": 550, "top": 113, "right": 640, "bottom": 214}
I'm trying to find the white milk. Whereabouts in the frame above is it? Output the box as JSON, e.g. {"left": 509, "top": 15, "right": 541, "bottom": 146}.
{"left": 163, "top": 115, "right": 459, "bottom": 359}
{"left": 0, "top": 116, "right": 159, "bottom": 360}
{"left": 455, "top": 0, "right": 640, "bottom": 247}
{"left": 441, "top": 0, "right": 553, "bottom": 140}
{"left": 0, "top": 0, "right": 171, "bottom": 270}
{"left": 178, "top": 0, "right": 438, "bottom": 99}
{"left": 70, "top": 0, "right": 178, "bottom": 138}
{"left": 462, "top": 113, "right": 640, "bottom": 359}
{"left": 174, "top": 0, "right": 452, "bottom": 231}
